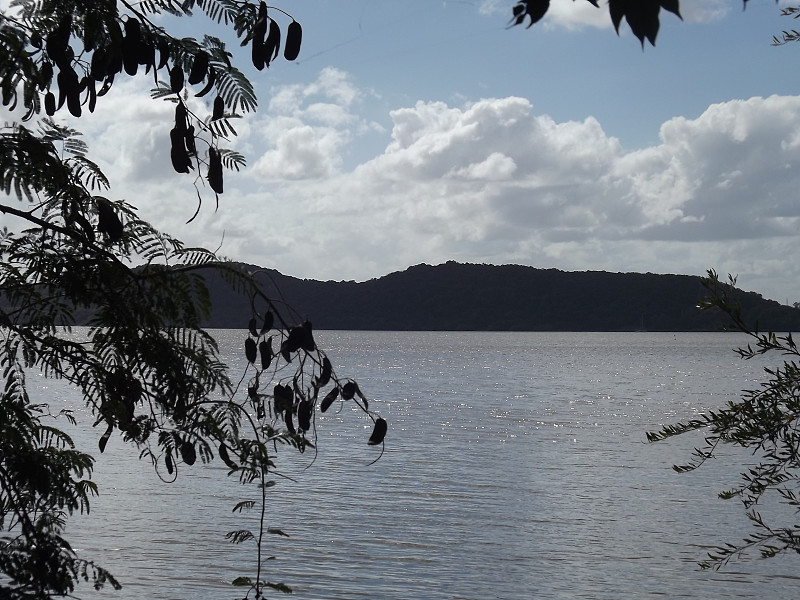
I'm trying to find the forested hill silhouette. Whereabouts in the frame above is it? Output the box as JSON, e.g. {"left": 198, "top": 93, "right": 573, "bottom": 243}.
{"left": 202, "top": 261, "right": 800, "bottom": 332}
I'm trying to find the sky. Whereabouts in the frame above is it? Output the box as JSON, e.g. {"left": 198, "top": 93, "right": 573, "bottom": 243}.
{"left": 3, "top": 0, "right": 800, "bottom": 303}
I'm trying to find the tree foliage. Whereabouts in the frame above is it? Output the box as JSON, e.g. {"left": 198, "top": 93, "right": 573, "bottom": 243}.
{"left": 508, "top": 0, "right": 774, "bottom": 47}
{"left": 0, "top": 2, "right": 384, "bottom": 599}
{"left": 509, "top": 0, "right": 682, "bottom": 45}
{"left": 648, "top": 270, "right": 800, "bottom": 568}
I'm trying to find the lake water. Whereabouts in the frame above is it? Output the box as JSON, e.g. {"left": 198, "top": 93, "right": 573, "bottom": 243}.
{"left": 33, "top": 331, "right": 800, "bottom": 599}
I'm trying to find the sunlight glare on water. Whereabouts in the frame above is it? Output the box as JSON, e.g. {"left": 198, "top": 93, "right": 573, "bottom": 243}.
{"left": 39, "top": 331, "right": 800, "bottom": 599}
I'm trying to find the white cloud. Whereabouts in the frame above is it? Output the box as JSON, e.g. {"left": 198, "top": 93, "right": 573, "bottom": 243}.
{"left": 214, "top": 90, "right": 800, "bottom": 302}
{"left": 250, "top": 67, "right": 378, "bottom": 181}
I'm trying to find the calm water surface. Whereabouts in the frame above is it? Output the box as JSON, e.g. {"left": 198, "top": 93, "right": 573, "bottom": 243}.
{"left": 37, "top": 331, "right": 800, "bottom": 599}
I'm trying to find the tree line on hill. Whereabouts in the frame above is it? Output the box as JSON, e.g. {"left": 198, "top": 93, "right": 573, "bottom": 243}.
{"left": 198, "top": 261, "right": 800, "bottom": 332}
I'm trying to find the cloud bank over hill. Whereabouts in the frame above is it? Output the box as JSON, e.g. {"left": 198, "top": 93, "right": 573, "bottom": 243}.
{"left": 3, "top": 65, "right": 800, "bottom": 302}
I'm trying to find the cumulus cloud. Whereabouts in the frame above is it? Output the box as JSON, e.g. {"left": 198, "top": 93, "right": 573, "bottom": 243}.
{"left": 250, "top": 67, "right": 379, "bottom": 181}
{"left": 4, "top": 61, "right": 800, "bottom": 302}
{"left": 214, "top": 89, "right": 800, "bottom": 303}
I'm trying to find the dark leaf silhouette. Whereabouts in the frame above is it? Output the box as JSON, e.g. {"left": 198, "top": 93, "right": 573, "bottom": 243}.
{"left": 248, "top": 317, "right": 258, "bottom": 337}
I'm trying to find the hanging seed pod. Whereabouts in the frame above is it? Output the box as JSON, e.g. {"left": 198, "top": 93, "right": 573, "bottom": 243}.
{"left": 174, "top": 102, "right": 188, "bottom": 134}
{"left": 251, "top": 1, "right": 268, "bottom": 70}
{"left": 179, "top": 440, "right": 197, "bottom": 465}
{"left": 188, "top": 50, "right": 208, "bottom": 85}
{"left": 284, "top": 20, "right": 302, "bottom": 61}
{"left": 367, "top": 418, "right": 387, "bottom": 446}
{"left": 87, "top": 76, "right": 97, "bottom": 113}
{"left": 39, "top": 61, "right": 53, "bottom": 90}
{"left": 317, "top": 356, "right": 332, "bottom": 389}
{"left": 46, "top": 14, "right": 72, "bottom": 69}
{"left": 156, "top": 37, "right": 171, "bottom": 70}
{"left": 273, "top": 383, "right": 293, "bottom": 413}
{"left": 44, "top": 91, "right": 55, "bottom": 116}
{"left": 107, "top": 19, "right": 124, "bottom": 76}
{"left": 169, "top": 126, "right": 192, "bottom": 173}
{"left": 138, "top": 37, "right": 156, "bottom": 73}
{"left": 207, "top": 147, "right": 223, "bottom": 194}
{"left": 122, "top": 18, "right": 141, "bottom": 76}
{"left": 259, "top": 338, "right": 273, "bottom": 370}
{"left": 211, "top": 94, "right": 224, "bottom": 120}
{"left": 169, "top": 64, "right": 184, "bottom": 93}
{"left": 280, "top": 341, "right": 292, "bottom": 364}
{"left": 263, "top": 18, "right": 280, "bottom": 67}
{"left": 300, "top": 320, "right": 316, "bottom": 352}
{"left": 341, "top": 381, "right": 356, "bottom": 400}
{"left": 91, "top": 48, "right": 108, "bottom": 81}
{"left": 260, "top": 311, "right": 274, "bottom": 335}
{"left": 244, "top": 337, "right": 257, "bottom": 363}
{"left": 59, "top": 67, "right": 82, "bottom": 118}
{"left": 298, "top": 399, "right": 312, "bottom": 432}
{"left": 184, "top": 125, "right": 197, "bottom": 155}
{"left": 284, "top": 325, "right": 306, "bottom": 354}
{"left": 284, "top": 409, "right": 296, "bottom": 435}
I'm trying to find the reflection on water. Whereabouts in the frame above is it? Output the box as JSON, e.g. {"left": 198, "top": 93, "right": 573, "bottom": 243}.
{"left": 32, "top": 331, "right": 800, "bottom": 599}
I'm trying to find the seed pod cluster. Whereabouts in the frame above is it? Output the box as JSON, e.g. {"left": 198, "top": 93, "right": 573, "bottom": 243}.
{"left": 248, "top": 2, "right": 302, "bottom": 70}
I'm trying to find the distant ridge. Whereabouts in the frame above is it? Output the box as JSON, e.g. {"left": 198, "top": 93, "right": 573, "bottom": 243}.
{"left": 201, "top": 261, "right": 800, "bottom": 332}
